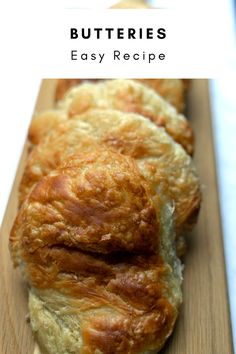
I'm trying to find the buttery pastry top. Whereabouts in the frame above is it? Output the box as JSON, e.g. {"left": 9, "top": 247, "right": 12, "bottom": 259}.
{"left": 60, "top": 79, "right": 193, "bottom": 155}
{"left": 31, "top": 79, "right": 193, "bottom": 154}
{"left": 137, "top": 79, "right": 188, "bottom": 113}
{"left": 55, "top": 79, "right": 187, "bottom": 113}
{"left": 20, "top": 109, "right": 200, "bottom": 234}
{"left": 10, "top": 76, "right": 201, "bottom": 354}
{"left": 10, "top": 149, "right": 182, "bottom": 354}
{"left": 28, "top": 110, "right": 67, "bottom": 145}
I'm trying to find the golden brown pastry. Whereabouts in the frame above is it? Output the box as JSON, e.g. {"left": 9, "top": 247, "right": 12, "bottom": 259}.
{"left": 33, "top": 80, "right": 193, "bottom": 154}
{"left": 60, "top": 80, "right": 193, "bottom": 154}
{"left": 55, "top": 79, "right": 187, "bottom": 113}
{"left": 55, "top": 79, "right": 98, "bottom": 103}
{"left": 20, "top": 109, "right": 200, "bottom": 235}
{"left": 29, "top": 110, "right": 67, "bottom": 145}
{"left": 138, "top": 79, "right": 188, "bottom": 113}
{"left": 10, "top": 148, "right": 182, "bottom": 354}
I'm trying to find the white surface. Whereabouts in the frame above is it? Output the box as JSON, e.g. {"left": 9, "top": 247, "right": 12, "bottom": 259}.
{"left": 0, "top": 0, "right": 235, "bottom": 352}
{"left": 210, "top": 75, "right": 236, "bottom": 352}
{"left": 208, "top": 1, "right": 236, "bottom": 352}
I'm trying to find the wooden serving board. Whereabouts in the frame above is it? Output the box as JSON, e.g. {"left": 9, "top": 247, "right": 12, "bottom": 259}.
{"left": 0, "top": 80, "right": 233, "bottom": 354}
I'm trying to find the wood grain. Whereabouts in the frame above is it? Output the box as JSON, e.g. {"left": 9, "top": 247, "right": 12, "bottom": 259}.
{"left": 0, "top": 79, "right": 233, "bottom": 354}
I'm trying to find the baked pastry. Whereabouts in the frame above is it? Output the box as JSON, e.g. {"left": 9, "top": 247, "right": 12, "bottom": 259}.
{"left": 10, "top": 148, "right": 182, "bottom": 354}
{"left": 29, "top": 110, "right": 67, "bottom": 145}
{"left": 55, "top": 79, "right": 96, "bottom": 102}
{"left": 10, "top": 74, "right": 203, "bottom": 353}
{"left": 32, "top": 80, "right": 193, "bottom": 154}
{"left": 137, "top": 79, "right": 188, "bottom": 113}
{"left": 59, "top": 80, "right": 193, "bottom": 155}
{"left": 55, "top": 79, "right": 187, "bottom": 113}
{"left": 20, "top": 109, "right": 200, "bottom": 235}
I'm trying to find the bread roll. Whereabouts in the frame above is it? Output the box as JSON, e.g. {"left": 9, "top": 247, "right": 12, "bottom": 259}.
{"left": 20, "top": 109, "right": 200, "bottom": 235}
{"left": 10, "top": 149, "right": 182, "bottom": 354}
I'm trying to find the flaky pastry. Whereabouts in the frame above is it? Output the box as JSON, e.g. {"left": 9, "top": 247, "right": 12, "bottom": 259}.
{"left": 20, "top": 109, "right": 200, "bottom": 234}
{"left": 10, "top": 149, "right": 182, "bottom": 354}
{"left": 55, "top": 79, "right": 187, "bottom": 113}
{"left": 32, "top": 80, "right": 193, "bottom": 154}
{"left": 29, "top": 110, "right": 67, "bottom": 145}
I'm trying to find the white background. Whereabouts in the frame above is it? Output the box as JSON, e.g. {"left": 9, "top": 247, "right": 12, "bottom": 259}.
{"left": 0, "top": 0, "right": 236, "bottom": 352}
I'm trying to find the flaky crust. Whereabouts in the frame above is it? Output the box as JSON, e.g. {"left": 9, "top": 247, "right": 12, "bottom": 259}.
{"left": 57, "top": 79, "right": 193, "bottom": 154}
{"left": 55, "top": 79, "right": 99, "bottom": 102}
{"left": 55, "top": 79, "right": 188, "bottom": 113}
{"left": 14, "top": 149, "right": 161, "bottom": 259}
{"left": 138, "top": 79, "right": 187, "bottom": 113}
{"left": 29, "top": 110, "right": 67, "bottom": 145}
{"left": 10, "top": 149, "right": 182, "bottom": 354}
{"left": 20, "top": 109, "right": 200, "bottom": 233}
{"left": 34, "top": 80, "right": 193, "bottom": 153}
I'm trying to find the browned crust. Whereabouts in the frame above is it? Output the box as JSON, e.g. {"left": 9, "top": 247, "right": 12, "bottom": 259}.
{"left": 19, "top": 109, "right": 200, "bottom": 234}
{"left": 29, "top": 110, "right": 67, "bottom": 145}
{"left": 137, "top": 79, "right": 188, "bottom": 113}
{"left": 10, "top": 149, "right": 178, "bottom": 353}
{"left": 14, "top": 150, "right": 161, "bottom": 258}
{"left": 55, "top": 80, "right": 194, "bottom": 155}
{"left": 55, "top": 79, "right": 188, "bottom": 113}
{"left": 55, "top": 79, "right": 97, "bottom": 102}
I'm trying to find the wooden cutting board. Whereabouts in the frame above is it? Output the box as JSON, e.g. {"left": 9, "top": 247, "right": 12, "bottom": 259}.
{"left": 0, "top": 79, "right": 233, "bottom": 354}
